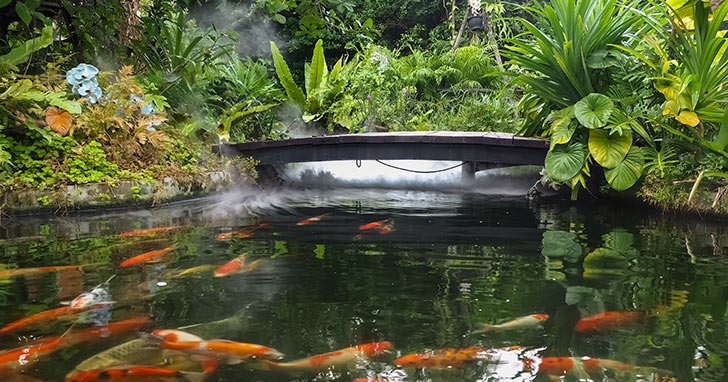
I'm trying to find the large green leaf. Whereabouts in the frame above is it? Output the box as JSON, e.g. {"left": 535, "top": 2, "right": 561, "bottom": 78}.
{"left": 574, "top": 93, "right": 613, "bottom": 129}
{"left": 15, "top": 2, "right": 31, "bottom": 26}
{"left": 604, "top": 146, "right": 644, "bottom": 191}
{"left": 0, "top": 25, "right": 53, "bottom": 67}
{"left": 270, "top": 41, "right": 306, "bottom": 110}
{"left": 306, "top": 39, "right": 327, "bottom": 96}
{"left": 545, "top": 142, "right": 586, "bottom": 182}
{"left": 551, "top": 118, "right": 576, "bottom": 150}
{"left": 542, "top": 230, "right": 583, "bottom": 262}
{"left": 588, "top": 129, "right": 632, "bottom": 168}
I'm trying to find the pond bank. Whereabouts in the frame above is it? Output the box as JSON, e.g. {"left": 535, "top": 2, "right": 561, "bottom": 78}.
{"left": 1, "top": 169, "right": 253, "bottom": 215}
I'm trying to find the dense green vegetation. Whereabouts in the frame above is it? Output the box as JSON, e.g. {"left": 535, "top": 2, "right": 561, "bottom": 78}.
{"left": 1, "top": 0, "right": 728, "bottom": 211}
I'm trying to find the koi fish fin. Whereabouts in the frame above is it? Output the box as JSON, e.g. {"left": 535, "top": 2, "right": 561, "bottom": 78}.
{"left": 103, "top": 274, "right": 117, "bottom": 285}
{"left": 138, "top": 332, "right": 163, "bottom": 348}
{"left": 180, "top": 371, "right": 208, "bottom": 382}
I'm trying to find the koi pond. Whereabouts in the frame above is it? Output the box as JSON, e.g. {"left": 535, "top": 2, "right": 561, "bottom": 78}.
{"left": 0, "top": 186, "right": 726, "bottom": 382}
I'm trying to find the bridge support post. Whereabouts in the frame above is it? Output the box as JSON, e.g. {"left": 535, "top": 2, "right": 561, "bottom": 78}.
{"left": 462, "top": 161, "right": 476, "bottom": 181}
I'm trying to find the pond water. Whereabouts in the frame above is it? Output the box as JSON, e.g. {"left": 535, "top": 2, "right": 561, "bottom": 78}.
{"left": 0, "top": 184, "right": 726, "bottom": 382}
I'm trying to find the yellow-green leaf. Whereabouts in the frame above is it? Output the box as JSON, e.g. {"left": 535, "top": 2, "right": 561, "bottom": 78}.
{"left": 663, "top": 100, "right": 679, "bottom": 116}
{"left": 588, "top": 129, "right": 632, "bottom": 168}
{"left": 676, "top": 110, "right": 700, "bottom": 126}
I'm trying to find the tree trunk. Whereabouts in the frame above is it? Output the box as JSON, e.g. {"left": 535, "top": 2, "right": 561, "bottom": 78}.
{"left": 451, "top": 7, "right": 470, "bottom": 54}
{"left": 483, "top": 11, "right": 503, "bottom": 70}
{"left": 119, "top": 0, "right": 140, "bottom": 45}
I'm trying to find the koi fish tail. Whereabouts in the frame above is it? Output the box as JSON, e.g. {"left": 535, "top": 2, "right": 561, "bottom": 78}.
{"left": 469, "top": 324, "right": 496, "bottom": 335}
{"left": 180, "top": 371, "right": 209, "bottom": 382}
{"left": 246, "top": 360, "right": 279, "bottom": 372}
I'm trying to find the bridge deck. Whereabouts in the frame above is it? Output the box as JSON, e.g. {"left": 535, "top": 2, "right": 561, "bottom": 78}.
{"left": 214, "top": 132, "right": 549, "bottom": 166}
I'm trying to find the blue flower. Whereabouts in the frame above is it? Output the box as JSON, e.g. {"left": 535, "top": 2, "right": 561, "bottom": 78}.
{"left": 77, "top": 78, "right": 99, "bottom": 97}
{"left": 87, "top": 86, "right": 103, "bottom": 104}
{"left": 66, "top": 64, "right": 99, "bottom": 86}
{"left": 130, "top": 94, "right": 144, "bottom": 104}
{"left": 146, "top": 126, "right": 157, "bottom": 132}
{"left": 140, "top": 102, "right": 155, "bottom": 116}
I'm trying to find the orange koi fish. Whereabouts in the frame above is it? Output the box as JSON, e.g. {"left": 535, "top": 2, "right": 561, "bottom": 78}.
{"left": 120, "top": 247, "right": 173, "bottom": 267}
{"left": 536, "top": 356, "right": 632, "bottom": 377}
{"left": 66, "top": 316, "right": 152, "bottom": 346}
{"left": 394, "top": 346, "right": 491, "bottom": 369}
{"left": 0, "top": 325, "right": 74, "bottom": 375}
{"left": 297, "top": 214, "right": 329, "bottom": 226}
{"left": 574, "top": 311, "right": 646, "bottom": 333}
{"left": 0, "top": 265, "right": 80, "bottom": 278}
{"left": 215, "top": 224, "right": 270, "bottom": 241}
{"left": 359, "top": 219, "right": 390, "bottom": 231}
{"left": 148, "top": 336, "right": 284, "bottom": 364}
{"left": 65, "top": 366, "right": 206, "bottom": 382}
{"left": 0, "top": 305, "right": 99, "bottom": 335}
{"left": 118, "top": 226, "right": 185, "bottom": 238}
{"left": 260, "top": 342, "right": 392, "bottom": 372}
{"left": 471, "top": 314, "right": 549, "bottom": 334}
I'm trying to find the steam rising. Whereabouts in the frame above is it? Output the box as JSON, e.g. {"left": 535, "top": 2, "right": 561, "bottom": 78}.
{"left": 188, "top": 0, "right": 287, "bottom": 57}
{"left": 283, "top": 160, "right": 542, "bottom": 196}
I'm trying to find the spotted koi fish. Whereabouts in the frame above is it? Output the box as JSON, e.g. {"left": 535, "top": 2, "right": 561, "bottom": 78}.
{"left": 120, "top": 247, "right": 173, "bottom": 267}
{"left": 118, "top": 225, "right": 185, "bottom": 238}
{"left": 71, "top": 275, "right": 115, "bottom": 309}
{"left": 297, "top": 214, "right": 329, "bottom": 226}
{"left": 394, "top": 346, "right": 491, "bottom": 369}
{"left": 260, "top": 342, "right": 392, "bottom": 372}
{"left": 574, "top": 311, "right": 646, "bottom": 333}
{"left": 152, "top": 329, "right": 203, "bottom": 343}
{"left": 65, "top": 366, "right": 207, "bottom": 382}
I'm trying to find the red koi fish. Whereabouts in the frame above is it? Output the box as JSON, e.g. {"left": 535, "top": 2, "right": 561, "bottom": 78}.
{"left": 0, "top": 325, "right": 74, "bottom": 375}
{"left": 378, "top": 221, "right": 395, "bottom": 235}
{"left": 536, "top": 357, "right": 632, "bottom": 377}
{"left": 262, "top": 342, "right": 392, "bottom": 372}
{"left": 214, "top": 256, "right": 265, "bottom": 278}
{"left": 471, "top": 314, "right": 549, "bottom": 334}
{"left": 394, "top": 346, "right": 491, "bottom": 369}
{"left": 297, "top": 214, "right": 329, "bottom": 226}
{"left": 120, "top": 247, "right": 173, "bottom": 267}
{"left": 575, "top": 311, "right": 646, "bottom": 333}
{"left": 0, "top": 265, "right": 80, "bottom": 278}
{"left": 216, "top": 224, "right": 270, "bottom": 241}
{"left": 118, "top": 226, "right": 185, "bottom": 238}
{"left": 0, "top": 305, "right": 99, "bottom": 335}
{"left": 359, "top": 219, "right": 390, "bottom": 231}
{"left": 214, "top": 254, "right": 246, "bottom": 277}
{"left": 148, "top": 336, "right": 284, "bottom": 364}
{"left": 65, "top": 366, "right": 207, "bottom": 382}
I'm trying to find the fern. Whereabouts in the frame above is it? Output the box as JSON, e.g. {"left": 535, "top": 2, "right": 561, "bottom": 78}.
{"left": 644, "top": 145, "right": 679, "bottom": 178}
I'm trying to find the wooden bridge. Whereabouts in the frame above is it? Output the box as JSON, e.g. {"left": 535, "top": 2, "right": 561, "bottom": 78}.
{"left": 213, "top": 132, "right": 549, "bottom": 178}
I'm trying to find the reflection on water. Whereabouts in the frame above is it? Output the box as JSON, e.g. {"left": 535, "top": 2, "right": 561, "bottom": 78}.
{"left": 0, "top": 187, "right": 725, "bottom": 381}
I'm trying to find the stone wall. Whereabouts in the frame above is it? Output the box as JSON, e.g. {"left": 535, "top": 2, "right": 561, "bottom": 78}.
{"left": 2, "top": 171, "right": 246, "bottom": 215}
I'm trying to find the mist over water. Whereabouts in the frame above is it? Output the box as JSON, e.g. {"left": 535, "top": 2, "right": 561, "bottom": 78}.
{"left": 282, "top": 160, "right": 542, "bottom": 196}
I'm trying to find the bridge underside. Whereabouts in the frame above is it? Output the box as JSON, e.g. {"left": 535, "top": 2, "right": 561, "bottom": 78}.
{"left": 214, "top": 132, "right": 549, "bottom": 179}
